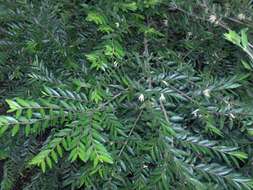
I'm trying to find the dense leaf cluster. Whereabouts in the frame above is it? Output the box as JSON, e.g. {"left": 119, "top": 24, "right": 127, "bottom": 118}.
{"left": 0, "top": 0, "right": 253, "bottom": 189}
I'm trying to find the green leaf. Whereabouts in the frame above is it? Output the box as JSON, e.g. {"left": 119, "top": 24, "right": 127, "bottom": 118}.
{"left": 91, "top": 89, "right": 103, "bottom": 103}
{"left": 0, "top": 125, "right": 8, "bottom": 136}
{"left": 241, "top": 60, "right": 252, "bottom": 70}
{"left": 27, "top": 108, "right": 33, "bottom": 119}
{"left": 56, "top": 144, "right": 63, "bottom": 157}
{"left": 51, "top": 150, "right": 58, "bottom": 163}
{"left": 11, "top": 124, "right": 20, "bottom": 136}
{"left": 121, "top": 2, "right": 138, "bottom": 11}
{"left": 40, "top": 160, "right": 46, "bottom": 173}
{"left": 99, "top": 155, "right": 113, "bottom": 164}
{"left": 241, "top": 29, "right": 248, "bottom": 48}
{"left": 86, "top": 11, "right": 107, "bottom": 25}
{"left": 16, "top": 98, "right": 30, "bottom": 107}
{"left": 46, "top": 157, "right": 52, "bottom": 169}
{"left": 25, "top": 125, "right": 31, "bottom": 136}
{"left": 229, "top": 151, "right": 248, "bottom": 161}
{"left": 6, "top": 99, "right": 21, "bottom": 112}
{"left": 224, "top": 30, "right": 241, "bottom": 46}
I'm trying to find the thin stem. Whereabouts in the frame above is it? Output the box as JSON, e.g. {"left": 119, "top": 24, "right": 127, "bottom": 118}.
{"left": 160, "top": 99, "right": 170, "bottom": 124}
{"left": 118, "top": 109, "right": 143, "bottom": 156}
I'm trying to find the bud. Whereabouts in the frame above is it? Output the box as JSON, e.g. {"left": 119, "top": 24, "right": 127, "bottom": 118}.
{"left": 138, "top": 94, "right": 145, "bottom": 102}
{"left": 162, "top": 80, "right": 168, "bottom": 86}
{"left": 238, "top": 13, "right": 246, "bottom": 20}
{"left": 209, "top": 15, "right": 220, "bottom": 25}
{"left": 230, "top": 113, "right": 235, "bottom": 119}
{"left": 159, "top": 93, "right": 166, "bottom": 102}
{"left": 187, "top": 32, "right": 193, "bottom": 37}
{"left": 113, "top": 61, "right": 118, "bottom": 66}
{"left": 203, "top": 89, "right": 211, "bottom": 98}
{"left": 192, "top": 109, "right": 199, "bottom": 117}
{"left": 164, "top": 19, "right": 168, "bottom": 26}
{"left": 209, "top": 15, "right": 217, "bottom": 23}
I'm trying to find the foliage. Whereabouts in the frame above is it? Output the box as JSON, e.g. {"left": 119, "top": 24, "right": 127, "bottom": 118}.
{"left": 0, "top": 0, "right": 253, "bottom": 189}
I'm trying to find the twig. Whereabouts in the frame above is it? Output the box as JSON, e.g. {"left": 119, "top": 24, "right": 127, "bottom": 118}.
{"left": 171, "top": 6, "right": 230, "bottom": 30}
{"left": 99, "top": 92, "right": 122, "bottom": 109}
{"left": 160, "top": 99, "right": 170, "bottom": 124}
{"left": 118, "top": 109, "right": 143, "bottom": 156}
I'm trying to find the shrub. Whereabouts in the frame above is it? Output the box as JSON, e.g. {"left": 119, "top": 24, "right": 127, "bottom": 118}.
{"left": 0, "top": 0, "right": 253, "bottom": 189}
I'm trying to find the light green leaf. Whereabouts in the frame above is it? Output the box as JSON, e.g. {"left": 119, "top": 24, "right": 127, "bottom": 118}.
{"left": 11, "top": 124, "right": 20, "bottom": 136}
